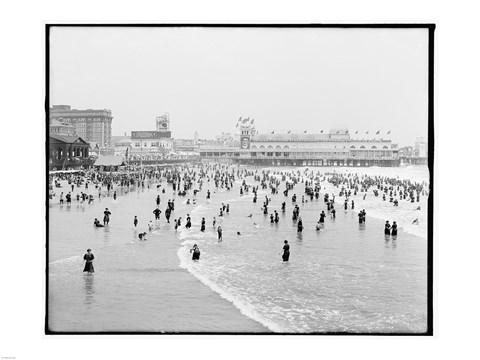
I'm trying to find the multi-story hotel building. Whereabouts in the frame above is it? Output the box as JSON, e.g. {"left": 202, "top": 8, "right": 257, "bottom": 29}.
{"left": 49, "top": 105, "right": 113, "bottom": 148}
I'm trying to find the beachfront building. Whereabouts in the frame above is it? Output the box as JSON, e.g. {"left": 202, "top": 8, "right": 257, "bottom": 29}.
{"left": 49, "top": 119, "right": 77, "bottom": 137}
{"left": 49, "top": 105, "right": 113, "bottom": 148}
{"left": 199, "top": 122, "right": 399, "bottom": 167}
{"left": 173, "top": 138, "right": 199, "bottom": 157}
{"left": 112, "top": 135, "right": 132, "bottom": 157}
{"left": 49, "top": 134, "right": 93, "bottom": 170}
{"left": 398, "top": 141, "right": 427, "bottom": 165}
{"left": 129, "top": 130, "right": 173, "bottom": 160}
{"left": 414, "top": 137, "right": 427, "bottom": 158}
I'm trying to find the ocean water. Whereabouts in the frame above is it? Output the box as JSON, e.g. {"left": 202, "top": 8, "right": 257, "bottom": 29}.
{"left": 48, "top": 165, "right": 429, "bottom": 333}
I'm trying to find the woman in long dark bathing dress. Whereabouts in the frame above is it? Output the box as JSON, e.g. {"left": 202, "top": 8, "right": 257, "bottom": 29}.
{"left": 83, "top": 249, "right": 95, "bottom": 273}
{"left": 282, "top": 240, "right": 290, "bottom": 262}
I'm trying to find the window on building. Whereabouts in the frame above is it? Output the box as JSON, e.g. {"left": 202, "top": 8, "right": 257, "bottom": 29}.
{"left": 135, "top": 142, "right": 140, "bottom": 147}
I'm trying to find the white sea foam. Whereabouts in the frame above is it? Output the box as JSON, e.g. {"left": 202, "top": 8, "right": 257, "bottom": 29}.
{"left": 50, "top": 255, "right": 83, "bottom": 265}
{"left": 176, "top": 165, "right": 429, "bottom": 332}
{"left": 176, "top": 202, "right": 286, "bottom": 331}
{"left": 177, "top": 243, "right": 285, "bottom": 333}
{"left": 318, "top": 171, "right": 428, "bottom": 239}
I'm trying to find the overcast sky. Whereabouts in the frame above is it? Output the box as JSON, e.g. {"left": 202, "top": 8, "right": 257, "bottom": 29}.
{"left": 50, "top": 27, "right": 429, "bottom": 146}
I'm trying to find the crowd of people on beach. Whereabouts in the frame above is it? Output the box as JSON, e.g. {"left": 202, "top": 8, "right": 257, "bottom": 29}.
{"left": 49, "top": 162, "right": 429, "bottom": 272}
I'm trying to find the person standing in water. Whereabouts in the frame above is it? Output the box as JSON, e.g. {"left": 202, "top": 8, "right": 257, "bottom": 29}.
{"left": 391, "top": 221, "right": 398, "bottom": 236}
{"left": 83, "top": 249, "right": 94, "bottom": 273}
{"left": 282, "top": 240, "right": 290, "bottom": 262}
{"left": 133, "top": 216, "right": 138, "bottom": 227}
{"left": 384, "top": 220, "right": 391, "bottom": 235}
{"left": 153, "top": 207, "right": 161, "bottom": 221}
{"left": 358, "top": 211, "right": 364, "bottom": 224}
{"left": 217, "top": 226, "right": 223, "bottom": 242}
{"left": 190, "top": 244, "right": 201, "bottom": 261}
{"left": 297, "top": 218, "right": 303, "bottom": 232}
{"left": 201, "top": 217, "right": 206, "bottom": 232}
{"left": 103, "top": 208, "right": 111, "bottom": 226}
{"left": 165, "top": 207, "right": 171, "bottom": 223}
{"left": 319, "top": 211, "right": 326, "bottom": 223}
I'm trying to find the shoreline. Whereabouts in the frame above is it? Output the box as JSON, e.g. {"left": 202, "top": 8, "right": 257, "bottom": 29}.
{"left": 48, "top": 181, "right": 270, "bottom": 333}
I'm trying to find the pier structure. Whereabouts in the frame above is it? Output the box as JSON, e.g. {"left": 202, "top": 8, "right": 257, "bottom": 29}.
{"left": 200, "top": 123, "right": 400, "bottom": 167}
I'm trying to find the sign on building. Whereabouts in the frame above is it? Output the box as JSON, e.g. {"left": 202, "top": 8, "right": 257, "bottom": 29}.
{"left": 131, "top": 131, "right": 171, "bottom": 139}
{"left": 156, "top": 113, "right": 170, "bottom": 132}
{"left": 240, "top": 135, "right": 250, "bottom": 149}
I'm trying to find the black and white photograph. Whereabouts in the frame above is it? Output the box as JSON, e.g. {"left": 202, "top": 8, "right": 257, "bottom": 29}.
{"left": 6, "top": 0, "right": 480, "bottom": 358}
{"left": 46, "top": 24, "right": 433, "bottom": 334}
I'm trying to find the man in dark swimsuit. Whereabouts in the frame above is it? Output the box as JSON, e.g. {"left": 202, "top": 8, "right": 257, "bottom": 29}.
{"left": 153, "top": 207, "right": 161, "bottom": 221}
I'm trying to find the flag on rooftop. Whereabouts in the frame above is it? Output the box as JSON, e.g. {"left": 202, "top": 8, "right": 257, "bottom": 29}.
{"left": 271, "top": 130, "right": 275, "bottom": 134}
{"left": 287, "top": 130, "right": 291, "bottom": 134}
{"left": 366, "top": 131, "right": 369, "bottom": 134}
{"left": 304, "top": 130, "right": 307, "bottom": 133}
{"left": 387, "top": 130, "right": 391, "bottom": 134}
{"left": 336, "top": 130, "right": 340, "bottom": 134}
{"left": 376, "top": 130, "right": 380, "bottom": 135}
{"left": 355, "top": 130, "right": 358, "bottom": 134}
{"left": 320, "top": 130, "right": 323, "bottom": 133}
{"left": 346, "top": 130, "right": 349, "bottom": 134}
